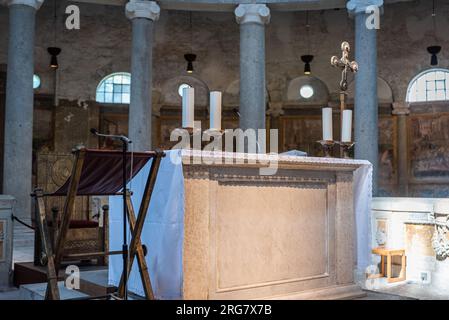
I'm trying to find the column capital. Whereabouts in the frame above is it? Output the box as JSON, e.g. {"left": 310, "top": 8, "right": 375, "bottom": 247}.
{"left": 126, "top": 0, "right": 160, "bottom": 21}
{"left": 1, "top": 0, "right": 44, "bottom": 9}
{"left": 347, "top": 0, "right": 383, "bottom": 15}
{"left": 392, "top": 101, "right": 410, "bottom": 115}
{"left": 235, "top": 4, "right": 270, "bottom": 25}
{"left": 266, "top": 102, "right": 284, "bottom": 117}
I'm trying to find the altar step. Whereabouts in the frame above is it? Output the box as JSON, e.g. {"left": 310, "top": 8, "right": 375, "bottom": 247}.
{"left": 16, "top": 265, "right": 117, "bottom": 300}
{"left": 19, "top": 282, "right": 90, "bottom": 300}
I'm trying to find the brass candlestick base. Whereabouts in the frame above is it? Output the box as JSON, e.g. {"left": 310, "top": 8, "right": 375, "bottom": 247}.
{"left": 203, "top": 128, "right": 224, "bottom": 135}
{"left": 317, "top": 140, "right": 336, "bottom": 158}
{"left": 337, "top": 141, "right": 355, "bottom": 159}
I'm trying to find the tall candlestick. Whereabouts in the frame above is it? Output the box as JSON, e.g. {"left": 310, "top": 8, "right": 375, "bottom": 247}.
{"left": 182, "top": 87, "right": 195, "bottom": 128}
{"left": 209, "top": 91, "right": 222, "bottom": 131}
{"left": 322, "top": 107, "right": 333, "bottom": 141}
{"left": 341, "top": 109, "right": 352, "bottom": 142}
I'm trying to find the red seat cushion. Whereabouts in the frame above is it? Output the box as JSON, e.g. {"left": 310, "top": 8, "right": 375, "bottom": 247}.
{"left": 47, "top": 220, "right": 99, "bottom": 229}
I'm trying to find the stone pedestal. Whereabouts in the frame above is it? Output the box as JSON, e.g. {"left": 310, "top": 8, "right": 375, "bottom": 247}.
{"left": 0, "top": 195, "right": 15, "bottom": 290}
{"left": 182, "top": 152, "right": 367, "bottom": 299}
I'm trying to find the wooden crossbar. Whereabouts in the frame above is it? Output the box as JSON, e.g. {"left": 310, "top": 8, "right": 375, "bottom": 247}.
{"left": 117, "top": 151, "right": 164, "bottom": 299}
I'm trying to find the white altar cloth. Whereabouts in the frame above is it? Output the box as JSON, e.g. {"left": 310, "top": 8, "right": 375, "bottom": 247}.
{"left": 108, "top": 150, "right": 372, "bottom": 298}
{"left": 108, "top": 150, "right": 185, "bottom": 299}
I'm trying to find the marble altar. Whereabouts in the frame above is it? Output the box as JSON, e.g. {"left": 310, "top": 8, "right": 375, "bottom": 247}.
{"left": 181, "top": 151, "right": 369, "bottom": 299}
{"left": 109, "top": 150, "right": 371, "bottom": 299}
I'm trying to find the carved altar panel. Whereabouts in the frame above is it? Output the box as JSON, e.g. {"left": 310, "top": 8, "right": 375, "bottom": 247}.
{"left": 214, "top": 180, "right": 330, "bottom": 291}
{"left": 408, "top": 113, "right": 449, "bottom": 183}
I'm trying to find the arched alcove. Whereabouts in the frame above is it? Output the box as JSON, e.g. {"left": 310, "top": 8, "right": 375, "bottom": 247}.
{"left": 285, "top": 76, "right": 329, "bottom": 106}
{"left": 223, "top": 79, "right": 269, "bottom": 108}
{"left": 347, "top": 77, "right": 393, "bottom": 104}
{"left": 160, "top": 75, "right": 209, "bottom": 107}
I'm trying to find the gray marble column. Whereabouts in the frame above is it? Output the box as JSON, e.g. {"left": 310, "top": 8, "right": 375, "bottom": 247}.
{"left": 235, "top": 4, "right": 270, "bottom": 132}
{"left": 347, "top": 0, "right": 383, "bottom": 195}
{"left": 392, "top": 102, "right": 410, "bottom": 196}
{"left": 2, "top": 0, "right": 43, "bottom": 219}
{"left": 126, "top": 0, "right": 160, "bottom": 151}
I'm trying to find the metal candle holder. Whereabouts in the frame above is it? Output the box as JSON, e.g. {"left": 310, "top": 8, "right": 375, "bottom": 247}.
{"left": 317, "top": 140, "right": 336, "bottom": 158}
{"left": 337, "top": 141, "right": 355, "bottom": 159}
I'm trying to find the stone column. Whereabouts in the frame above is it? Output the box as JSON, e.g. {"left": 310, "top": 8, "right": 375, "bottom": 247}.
{"left": 392, "top": 102, "right": 410, "bottom": 196}
{"left": 3, "top": 0, "right": 44, "bottom": 219}
{"left": 347, "top": 0, "right": 383, "bottom": 195}
{"left": 126, "top": 0, "right": 160, "bottom": 151}
{"left": 235, "top": 4, "right": 270, "bottom": 133}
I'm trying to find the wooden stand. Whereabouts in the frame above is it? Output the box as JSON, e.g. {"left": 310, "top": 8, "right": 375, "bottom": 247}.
{"left": 371, "top": 247, "right": 406, "bottom": 283}
{"left": 31, "top": 147, "right": 165, "bottom": 300}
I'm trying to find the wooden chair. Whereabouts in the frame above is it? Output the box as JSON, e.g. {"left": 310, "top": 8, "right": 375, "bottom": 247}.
{"left": 31, "top": 146, "right": 165, "bottom": 300}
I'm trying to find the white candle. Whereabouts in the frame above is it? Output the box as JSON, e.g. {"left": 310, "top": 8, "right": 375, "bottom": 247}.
{"left": 322, "top": 107, "right": 333, "bottom": 141}
{"left": 209, "top": 91, "right": 222, "bottom": 131}
{"left": 182, "top": 87, "right": 195, "bottom": 128}
{"left": 341, "top": 109, "right": 353, "bottom": 142}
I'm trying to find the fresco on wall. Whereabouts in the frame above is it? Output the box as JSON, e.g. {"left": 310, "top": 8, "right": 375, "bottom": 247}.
{"left": 409, "top": 115, "right": 449, "bottom": 181}
{"left": 378, "top": 117, "right": 397, "bottom": 196}
{"left": 280, "top": 117, "right": 340, "bottom": 157}
{"left": 99, "top": 114, "right": 128, "bottom": 150}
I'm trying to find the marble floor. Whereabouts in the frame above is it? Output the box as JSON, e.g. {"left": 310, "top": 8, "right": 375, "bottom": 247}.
{"left": 4, "top": 225, "right": 447, "bottom": 300}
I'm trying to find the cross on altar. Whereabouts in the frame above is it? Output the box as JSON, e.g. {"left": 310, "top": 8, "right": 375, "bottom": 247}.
{"left": 331, "top": 41, "right": 358, "bottom": 92}
{"left": 331, "top": 41, "right": 358, "bottom": 157}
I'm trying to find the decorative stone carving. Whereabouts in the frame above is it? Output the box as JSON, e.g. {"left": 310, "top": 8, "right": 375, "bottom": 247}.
{"left": 392, "top": 101, "right": 410, "bottom": 116}
{"left": 1, "top": 0, "right": 44, "bottom": 9}
{"left": 266, "top": 102, "right": 284, "bottom": 117}
{"left": 234, "top": 4, "right": 270, "bottom": 25}
{"left": 347, "top": 0, "right": 384, "bottom": 15}
{"left": 432, "top": 200, "right": 449, "bottom": 260}
{"left": 125, "top": 0, "right": 160, "bottom": 21}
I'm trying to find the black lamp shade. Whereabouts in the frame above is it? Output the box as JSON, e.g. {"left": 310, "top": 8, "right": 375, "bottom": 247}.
{"left": 427, "top": 46, "right": 441, "bottom": 66}
{"left": 47, "top": 47, "right": 61, "bottom": 69}
{"left": 184, "top": 53, "right": 196, "bottom": 74}
{"left": 301, "top": 55, "right": 314, "bottom": 75}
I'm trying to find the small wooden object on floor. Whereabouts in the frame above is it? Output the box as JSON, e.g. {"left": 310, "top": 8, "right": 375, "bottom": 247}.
{"left": 371, "top": 247, "right": 406, "bottom": 283}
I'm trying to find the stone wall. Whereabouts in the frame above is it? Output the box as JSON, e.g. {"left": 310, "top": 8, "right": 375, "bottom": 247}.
{"left": 1, "top": 1, "right": 449, "bottom": 196}
{"left": 1, "top": 1, "right": 447, "bottom": 102}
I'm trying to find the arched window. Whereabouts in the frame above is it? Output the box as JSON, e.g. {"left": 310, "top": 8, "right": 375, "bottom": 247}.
{"left": 96, "top": 72, "right": 131, "bottom": 104}
{"left": 406, "top": 69, "right": 449, "bottom": 103}
{"left": 33, "top": 74, "right": 41, "bottom": 89}
{"left": 178, "top": 83, "right": 192, "bottom": 97}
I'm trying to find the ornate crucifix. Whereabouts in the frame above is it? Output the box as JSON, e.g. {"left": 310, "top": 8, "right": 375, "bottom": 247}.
{"left": 331, "top": 41, "right": 358, "bottom": 156}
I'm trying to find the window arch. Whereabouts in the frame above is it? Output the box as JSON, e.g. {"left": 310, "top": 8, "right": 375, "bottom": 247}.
{"left": 96, "top": 72, "right": 131, "bottom": 104}
{"left": 406, "top": 68, "right": 449, "bottom": 103}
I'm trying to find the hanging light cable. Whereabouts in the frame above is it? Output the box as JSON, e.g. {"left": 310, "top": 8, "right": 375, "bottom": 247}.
{"left": 301, "top": 11, "right": 314, "bottom": 75}
{"left": 48, "top": 0, "right": 61, "bottom": 69}
{"left": 427, "top": 0, "right": 441, "bottom": 66}
{"left": 184, "top": 11, "right": 196, "bottom": 73}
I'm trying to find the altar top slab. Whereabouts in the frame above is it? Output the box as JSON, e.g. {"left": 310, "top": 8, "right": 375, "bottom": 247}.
{"left": 180, "top": 149, "right": 371, "bottom": 172}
